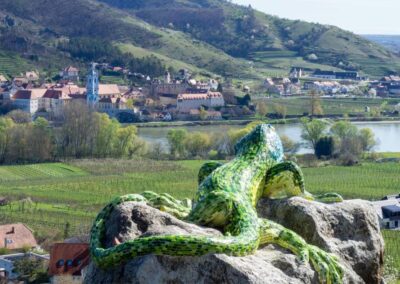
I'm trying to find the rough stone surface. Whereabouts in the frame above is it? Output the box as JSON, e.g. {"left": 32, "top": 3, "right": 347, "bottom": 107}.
{"left": 84, "top": 199, "right": 383, "bottom": 284}
{"left": 257, "top": 198, "right": 384, "bottom": 284}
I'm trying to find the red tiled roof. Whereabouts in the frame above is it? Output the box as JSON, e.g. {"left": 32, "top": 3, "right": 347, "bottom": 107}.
{"left": 43, "top": 90, "right": 65, "bottom": 99}
{"left": 49, "top": 243, "right": 90, "bottom": 276}
{"left": 13, "top": 89, "right": 47, "bottom": 100}
{"left": 0, "top": 223, "right": 37, "bottom": 250}
{"left": 64, "top": 66, "right": 79, "bottom": 73}
{"left": 98, "top": 84, "right": 121, "bottom": 96}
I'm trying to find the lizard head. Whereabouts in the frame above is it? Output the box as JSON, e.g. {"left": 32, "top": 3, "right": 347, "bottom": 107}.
{"left": 234, "top": 124, "right": 284, "bottom": 161}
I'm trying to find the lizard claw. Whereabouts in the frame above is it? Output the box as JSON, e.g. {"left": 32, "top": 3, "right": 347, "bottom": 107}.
{"left": 307, "top": 244, "right": 343, "bottom": 284}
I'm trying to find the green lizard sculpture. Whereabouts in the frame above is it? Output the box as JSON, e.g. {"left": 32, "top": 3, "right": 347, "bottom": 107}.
{"left": 90, "top": 124, "right": 344, "bottom": 283}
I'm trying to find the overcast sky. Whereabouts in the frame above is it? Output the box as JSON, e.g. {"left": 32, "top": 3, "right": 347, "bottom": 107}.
{"left": 232, "top": 0, "right": 399, "bottom": 35}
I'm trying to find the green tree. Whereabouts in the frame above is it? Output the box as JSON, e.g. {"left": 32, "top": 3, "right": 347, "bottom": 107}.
{"left": 309, "top": 90, "right": 323, "bottom": 116}
{"left": 94, "top": 113, "right": 119, "bottom": 158}
{"left": 6, "top": 109, "right": 31, "bottom": 124}
{"left": 280, "top": 134, "right": 300, "bottom": 155}
{"left": 359, "top": 128, "right": 376, "bottom": 152}
{"left": 300, "top": 118, "right": 329, "bottom": 152}
{"left": 255, "top": 101, "right": 268, "bottom": 118}
{"left": 184, "top": 132, "right": 211, "bottom": 158}
{"left": 330, "top": 121, "right": 358, "bottom": 141}
{"left": 30, "top": 117, "right": 54, "bottom": 162}
{"left": 315, "top": 136, "right": 335, "bottom": 159}
{"left": 0, "top": 117, "right": 14, "bottom": 163}
{"left": 167, "top": 129, "right": 188, "bottom": 159}
{"left": 13, "top": 257, "right": 48, "bottom": 283}
{"left": 114, "top": 126, "right": 141, "bottom": 157}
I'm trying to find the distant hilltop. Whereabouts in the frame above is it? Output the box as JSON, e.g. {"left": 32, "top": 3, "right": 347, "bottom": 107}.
{"left": 363, "top": 35, "right": 400, "bottom": 54}
{"left": 0, "top": 0, "right": 399, "bottom": 79}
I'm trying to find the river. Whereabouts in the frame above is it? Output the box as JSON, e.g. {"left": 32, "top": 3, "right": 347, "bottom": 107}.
{"left": 138, "top": 121, "right": 400, "bottom": 154}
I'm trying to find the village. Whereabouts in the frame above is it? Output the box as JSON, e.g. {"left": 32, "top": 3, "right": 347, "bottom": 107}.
{"left": 0, "top": 64, "right": 400, "bottom": 283}
{"left": 0, "top": 64, "right": 400, "bottom": 124}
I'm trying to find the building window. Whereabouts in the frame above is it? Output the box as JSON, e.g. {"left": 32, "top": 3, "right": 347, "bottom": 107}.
{"left": 56, "top": 259, "right": 64, "bottom": 267}
{"left": 66, "top": 259, "right": 73, "bottom": 267}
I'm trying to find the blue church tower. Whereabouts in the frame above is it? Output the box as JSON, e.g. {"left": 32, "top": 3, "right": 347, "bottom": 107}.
{"left": 86, "top": 63, "right": 99, "bottom": 107}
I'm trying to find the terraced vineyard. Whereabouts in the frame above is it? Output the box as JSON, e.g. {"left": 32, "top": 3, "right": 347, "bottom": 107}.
{"left": 0, "top": 159, "right": 398, "bottom": 280}
{"left": 255, "top": 97, "right": 400, "bottom": 116}
{"left": 0, "top": 163, "right": 87, "bottom": 182}
{"left": 0, "top": 159, "right": 399, "bottom": 233}
{"left": 0, "top": 51, "right": 32, "bottom": 77}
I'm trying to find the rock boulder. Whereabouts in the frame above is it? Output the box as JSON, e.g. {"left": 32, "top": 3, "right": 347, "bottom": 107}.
{"left": 84, "top": 198, "right": 384, "bottom": 284}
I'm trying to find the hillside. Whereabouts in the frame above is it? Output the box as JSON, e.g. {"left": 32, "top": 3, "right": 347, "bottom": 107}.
{"left": 0, "top": 0, "right": 399, "bottom": 79}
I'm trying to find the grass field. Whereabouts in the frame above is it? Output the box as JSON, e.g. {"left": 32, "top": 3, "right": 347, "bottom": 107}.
{"left": 256, "top": 97, "right": 400, "bottom": 116}
{"left": 0, "top": 163, "right": 87, "bottom": 182}
{"left": 0, "top": 159, "right": 399, "bottom": 279}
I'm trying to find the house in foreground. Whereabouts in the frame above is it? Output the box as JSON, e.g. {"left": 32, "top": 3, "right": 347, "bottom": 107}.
{"left": 0, "top": 223, "right": 38, "bottom": 251}
{"left": 0, "top": 223, "right": 42, "bottom": 280}
{"left": 49, "top": 243, "right": 90, "bottom": 284}
{"left": 372, "top": 194, "right": 400, "bottom": 229}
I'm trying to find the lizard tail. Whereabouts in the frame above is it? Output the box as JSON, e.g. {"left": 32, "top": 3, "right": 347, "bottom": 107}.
{"left": 90, "top": 194, "right": 260, "bottom": 268}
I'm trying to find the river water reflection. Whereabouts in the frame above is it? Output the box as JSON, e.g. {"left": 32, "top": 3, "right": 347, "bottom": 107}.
{"left": 138, "top": 121, "right": 400, "bottom": 154}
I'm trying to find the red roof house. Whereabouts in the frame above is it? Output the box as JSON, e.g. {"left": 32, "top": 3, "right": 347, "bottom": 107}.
{"left": 49, "top": 243, "right": 90, "bottom": 277}
{"left": 0, "top": 223, "right": 38, "bottom": 250}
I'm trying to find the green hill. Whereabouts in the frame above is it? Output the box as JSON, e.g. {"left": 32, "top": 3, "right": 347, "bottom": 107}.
{"left": 0, "top": 0, "right": 399, "bottom": 79}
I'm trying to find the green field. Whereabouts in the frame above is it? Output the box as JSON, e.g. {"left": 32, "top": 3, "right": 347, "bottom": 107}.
{"left": 383, "top": 230, "right": 400, "bottom": 280}
{"left": 256, "top": 97, "right": 400, "bottom": 116}
{"left": 0, "top": 159, "right": 399, "bottom": 279}
{"left": 0, "top": 163, "right": 87, "bottom": 182}
{"left": 0, "top": 160, "right": 399, "bottom": 233}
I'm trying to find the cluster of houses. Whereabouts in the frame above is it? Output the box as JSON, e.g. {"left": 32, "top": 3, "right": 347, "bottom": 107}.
{"left": 264, "top": 68, "right": 400, "bottom": 98}
{"left": 0, "top": 223, "right": 89, "bottom": 283}
{"left": 263, "top": 68, "right": 367, "bottom": 96}
{"left": 369, "top": 75, "right": 400, "bottom": 97}
{"left": 0, "top": 66, "right": 226, "bottom": 122}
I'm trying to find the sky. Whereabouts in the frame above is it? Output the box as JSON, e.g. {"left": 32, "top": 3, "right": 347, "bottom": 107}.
{"left": 232, "top": 0, "right": 399, "bottom": 35}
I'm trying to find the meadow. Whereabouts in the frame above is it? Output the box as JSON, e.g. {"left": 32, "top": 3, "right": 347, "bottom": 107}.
{"left": 256, "top": 97, "right": 400, "bottom": 116}
{"left": 0, "top": 159, "right": 399, "bottom": 278}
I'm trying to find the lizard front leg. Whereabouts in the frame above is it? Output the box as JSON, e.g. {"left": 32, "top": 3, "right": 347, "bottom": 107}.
{"left": 264, "top": 161, "right": 343, "bottom": 203}
{"left": 141, "top": 191, "right": 192, "bottom": 219}
{"left": 259, "top": 218, "right": 343, "bottom": 284}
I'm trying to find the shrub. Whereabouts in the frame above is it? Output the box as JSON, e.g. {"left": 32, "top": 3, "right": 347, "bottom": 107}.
{"left": 315, "top": 136, "right": 335, "bottom": 159}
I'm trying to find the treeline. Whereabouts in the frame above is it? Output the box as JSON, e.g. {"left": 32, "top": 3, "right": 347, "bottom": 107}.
{"left": 0, "top": 102, "right": 147, "bottom": 164}
{"left": 58, "top": 37, "right": 165, "bottom": 77}
{"left": 163, "top": 119, "right": 377, "bottom": 164}
{"left": 164, "top": 121, "right": 297, "bottom": 160}
{"left": 300, "top": 118, "right": 376, "bottom": 165}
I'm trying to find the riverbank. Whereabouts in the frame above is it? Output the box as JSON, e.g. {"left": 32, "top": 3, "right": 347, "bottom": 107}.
{"left": 133, "top": 116, "right": 400, "bottom": 128}
{"left": 137, "top": 120, "right": 400, "bottom": 154}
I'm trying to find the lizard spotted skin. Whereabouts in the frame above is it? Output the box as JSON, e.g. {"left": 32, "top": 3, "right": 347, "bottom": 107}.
{"left": 90, "top": 124, "right": 344, "bottom": 283}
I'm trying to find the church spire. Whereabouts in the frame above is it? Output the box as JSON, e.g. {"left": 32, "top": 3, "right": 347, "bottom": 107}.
{"left": 86, "top": 63, "right": 99, "bottom": 107}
